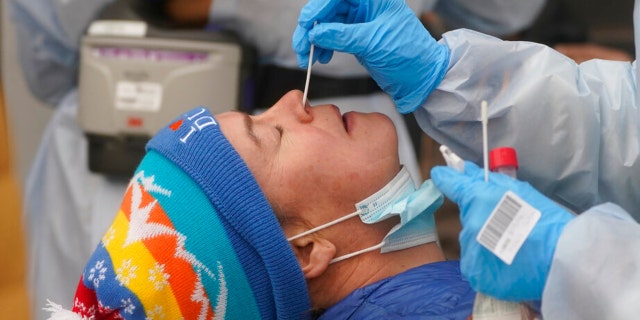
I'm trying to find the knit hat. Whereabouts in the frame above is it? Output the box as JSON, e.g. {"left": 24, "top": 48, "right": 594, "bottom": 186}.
{"left": 47, "top": 107, "right": 311, "bottom": 319}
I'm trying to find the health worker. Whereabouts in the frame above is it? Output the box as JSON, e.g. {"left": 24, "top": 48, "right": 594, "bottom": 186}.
{"left": 293, "top": 0, "right": 640, "bottom": 318}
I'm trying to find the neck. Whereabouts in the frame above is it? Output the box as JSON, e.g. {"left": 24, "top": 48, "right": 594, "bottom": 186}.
{"left": 307, "top": 242, "right": 445, "bottom": 310}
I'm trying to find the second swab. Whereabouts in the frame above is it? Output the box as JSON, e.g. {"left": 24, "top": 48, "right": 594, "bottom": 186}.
{"left": 481, "top": 100, "right": 489, "bottom": 182}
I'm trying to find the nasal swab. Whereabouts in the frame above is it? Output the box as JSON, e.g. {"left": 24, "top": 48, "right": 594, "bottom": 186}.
{"left": 302, "top": 22, "right": 317, "bottom": 107}
{"left": 302, "top": 44, "right": 314, "bottom": 106}
{"left": 481, "top": 100, "right": 489, "bottom": 182}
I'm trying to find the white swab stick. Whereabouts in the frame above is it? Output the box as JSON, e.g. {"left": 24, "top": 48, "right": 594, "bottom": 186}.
{"left": 302, "top": 43, "right": 314, "bottom": 107}
{"left": 481, "top": 100, "right": 489, "bottom": 182}
{"left": 302, "top": 21, "right": 317, "bottom": 107}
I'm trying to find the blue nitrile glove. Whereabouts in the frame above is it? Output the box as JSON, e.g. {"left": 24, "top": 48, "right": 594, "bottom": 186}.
{"left": 292, "top": 0, "right": 450, "bottom": 114}
{"left": 430, "top": 161, "right": 575, "bottom": 301}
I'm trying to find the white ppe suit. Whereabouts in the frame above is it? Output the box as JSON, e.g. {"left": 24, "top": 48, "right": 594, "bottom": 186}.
{"left": 413, "top": 3, "right": 640, "bottom": 318}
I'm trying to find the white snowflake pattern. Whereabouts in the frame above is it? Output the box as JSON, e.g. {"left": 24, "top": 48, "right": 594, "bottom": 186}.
{"left": 73, "top": 297, "right": 96, "bottom": 316}
{"left": 97, "top": 300, "right": 113, "bottom": 315}
{"left": 87, "top": 260, "right": 108, "bottom": 288}
{"left": 121, "top": 298, "right": 136, "bottom": 315}
{"left": 102, "top": 226, "right": 116, "bottom": 247}
{"left": 148, "top": 262, "right": 170, "bottom": 291}
{"left": 116, "top": 259, "right": 138, "bottom": 286}
{"left": 213, "top": 262, "right": 228, "bottom": 320}
{"left": 145, "top": 305, "right": 165, "bottom": 320}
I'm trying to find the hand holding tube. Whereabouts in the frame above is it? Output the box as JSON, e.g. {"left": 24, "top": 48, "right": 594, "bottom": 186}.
{"left": 292, "top": 0, "right": 450, "bottom": 113}
{"left": 431, "top": 161, "right": 574, "bottom": 301}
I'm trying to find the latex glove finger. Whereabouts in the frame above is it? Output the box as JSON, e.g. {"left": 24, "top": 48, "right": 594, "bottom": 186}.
{"left": 430, "top": 162, "right": 471, "bottom": 201}
{"left": 294, "top": 0, "right": 356, "bottom": 67}
{"left": 307, "top": 22, "right": 376, "bottom": 56}
{"left": 298, "top": 0, "right": 346, "bottom": 28}
{"left": 293, "top": 25, "right": 333, "bottom": 68}
{"left": 433, "top": 160, "right": 548, "bottom": 227}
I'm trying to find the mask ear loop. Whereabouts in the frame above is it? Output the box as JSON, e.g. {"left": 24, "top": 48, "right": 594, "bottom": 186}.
{"left": 329, "top": 241, "right": 385, "bottom": 264}
{"left": 286, "top": 210, "right": 386, "bottom": 265}
{"left": 287, "top": 211, "right": 361, "bottom": 241}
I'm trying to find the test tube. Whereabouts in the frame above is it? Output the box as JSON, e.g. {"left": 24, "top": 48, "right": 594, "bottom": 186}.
{"left": 489, "top": 147, "right": 518, "bottom": 178}
{"left": 486, "top": 146, "right": 542, "bottom": 320}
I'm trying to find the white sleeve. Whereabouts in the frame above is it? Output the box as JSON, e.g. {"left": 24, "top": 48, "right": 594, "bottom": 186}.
{"left": 414, "top": 28, "right": 640, "bottom": 218}
{"left": 541, "top": 203, "right": 640, "bottom": 319}
{"left": 8, "top": 0, "right": 111, "bottom": 106}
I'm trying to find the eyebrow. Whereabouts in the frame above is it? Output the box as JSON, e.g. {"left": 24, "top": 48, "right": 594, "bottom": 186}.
{"left": 239, "top": 111, "right": 261, "bottom": 146}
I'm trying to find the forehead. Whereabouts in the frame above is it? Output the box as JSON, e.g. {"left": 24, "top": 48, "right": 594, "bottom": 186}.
{"left": 219, "top": 111, "right": 259, "bottom": 143}
{"left": 216, "top": 111, "right": 270, "bottom": 175}
{"left": 217, "top": 111, "right": 251, "bottom": 144}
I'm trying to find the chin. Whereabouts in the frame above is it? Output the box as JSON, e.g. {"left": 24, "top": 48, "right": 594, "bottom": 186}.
{"left": 372, "top": 112, "right": 399, "bottom": 140}
{"left": 380, "top": 118, "right": 400, "bottom": 158}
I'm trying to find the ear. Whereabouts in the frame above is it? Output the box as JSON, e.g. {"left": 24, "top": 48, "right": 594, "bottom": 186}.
{"left": 290, "top": 236, "right": 336, "bottom": 280}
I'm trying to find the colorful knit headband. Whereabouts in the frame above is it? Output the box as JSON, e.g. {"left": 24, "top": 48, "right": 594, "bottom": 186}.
{"left": 47, "top": 107, "right": 310, "bottom": 319}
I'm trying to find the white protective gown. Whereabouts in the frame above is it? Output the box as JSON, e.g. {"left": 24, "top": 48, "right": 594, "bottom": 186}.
{"left": 414, "top": 2, "right": 640, "bottom": 318}
{"left": 9, "top": 0, "right": 546, "bottom": 319}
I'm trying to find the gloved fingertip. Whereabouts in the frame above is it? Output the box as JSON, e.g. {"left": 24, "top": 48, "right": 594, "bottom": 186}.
{"left": 429, "top": 165, "right": 452, "bottom": 179}
{"left": 297, "top": 9, "right": 315, "bottom": 29}
{"left": 430, "top": 165, "right": 474, "bottom": 204}
{"left": 317, "top": 49, "right": 333, "bottom": 64}
{"left": 463, "top": 160, "right": 481, "bottom": 172}
{"left": 298, "top": 19, "right": 313, "bottom": 30}
{"left": 309, "top": 23, "right": 354, "bottom": 53}
{"left": 430, "top": 165, "right": 458, "bottom": 188}
{"left": 292, "top": 27, "right": 309, "bottom": 52}
{"left": 297, "top": 56, "right": 309, "bottom": 69}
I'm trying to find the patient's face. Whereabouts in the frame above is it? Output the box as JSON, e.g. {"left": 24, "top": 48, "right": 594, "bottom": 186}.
{"left": 218, "top": 90, "right": 400, "bottom": 225}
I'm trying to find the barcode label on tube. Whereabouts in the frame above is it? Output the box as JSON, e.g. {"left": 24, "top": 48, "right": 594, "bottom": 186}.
{"left": 477, "top": 191, "right": 540, "bottom": 265}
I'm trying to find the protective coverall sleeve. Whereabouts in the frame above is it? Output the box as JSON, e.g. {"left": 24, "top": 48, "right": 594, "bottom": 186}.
{"left": 7, "top": 0, "right": 111, "bottom": 106}
{"left": 542, "top": 204, "right": 640, "bottom": 319}
{"left": 414, "top": 28, "right": 640, "bottom": 218}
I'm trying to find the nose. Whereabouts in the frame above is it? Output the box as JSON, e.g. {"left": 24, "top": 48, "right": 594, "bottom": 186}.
{"left": 275, "top": 90, "right": 313, "bottom": 123}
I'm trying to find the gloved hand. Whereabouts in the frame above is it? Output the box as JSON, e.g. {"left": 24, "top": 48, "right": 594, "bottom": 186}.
{"left": 430, "top": 161, "right": 575, "bottom": 301}
{"left": 292, "top": 0, "right": 450, "bottom": 114}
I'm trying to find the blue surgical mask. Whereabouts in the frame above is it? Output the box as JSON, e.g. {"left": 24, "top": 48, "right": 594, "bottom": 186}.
{"left": 287, "top": 166, "right": 444, "bottom": 264}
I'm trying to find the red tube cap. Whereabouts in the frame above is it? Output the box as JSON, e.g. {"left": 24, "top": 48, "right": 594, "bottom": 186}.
{"left": 489, "top": 147, "right": 518, "bottom": 171}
